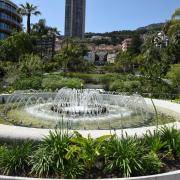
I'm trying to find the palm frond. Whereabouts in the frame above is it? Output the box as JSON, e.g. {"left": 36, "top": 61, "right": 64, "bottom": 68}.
{"left": 171, "top": 8, "right": 180, "bottom": 20}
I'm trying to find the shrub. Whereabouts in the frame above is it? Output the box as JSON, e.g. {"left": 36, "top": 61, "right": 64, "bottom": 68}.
{"left": 42, "top": 75, "right": 84, "bottom": 90}
{"left": 166, "top": 64, "right": 180, "bottom": 87}
{"left": 160, "top": 126, "right": 180, "bottom": 158}
{"left": 141, "top": 152, "right": 163, "bottom": 175}
{"left": 66, "top": 132, "right": 111, "bottom": 173}
{"left": 13, "top": 76, "right": 42, "bottom": 90}
{"left": 0, "top": 142, "right": 33, "bottom": 176}
{"left": 109, "top": 80, "right": 140, "bottom": 92}
{"left": 103, "top": 135, "right": 143, "bottom": 177}
{"left": 18, "top": 54, "right": 44, "bottom": 77}
{"left": 30, "top": 130, "right": 84, "bottom": 178}
{"left": 143, "top": 130, "right": 167, "bottom": 155}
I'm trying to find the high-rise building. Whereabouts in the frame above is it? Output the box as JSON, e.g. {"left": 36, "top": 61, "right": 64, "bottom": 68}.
{"left": 0, "top": 0, "right": 22, "bottom": 40}
{"left": 65, "top": 0, "right": 86, "bottom": 39}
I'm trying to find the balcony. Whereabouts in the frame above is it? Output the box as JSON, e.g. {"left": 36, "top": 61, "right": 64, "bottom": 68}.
{"left": 0, "top": 4, "right": 22, "bottom": 19}
{"left": 0, "top": 26, "right": 12, "bottom": 34}
{"left": 0, "top": 15, "right": 22, "bottom": 29}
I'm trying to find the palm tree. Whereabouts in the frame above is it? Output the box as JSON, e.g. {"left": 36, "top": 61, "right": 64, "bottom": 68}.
{"left": 164, "top": 8, "right": 180, "bottom": 36}
{"left": 32, "top": 19, "right": 60, "bottom": 37}
{"left": 171, "top": 8, "right": 180, "bottom": 20}
{"left": 18, "top": 2, "right": 41, "bottom": 34}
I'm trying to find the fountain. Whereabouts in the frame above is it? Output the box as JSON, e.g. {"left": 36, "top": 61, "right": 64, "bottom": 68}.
{"left": 2, "top": 88, "right": 153, "bottom": 130}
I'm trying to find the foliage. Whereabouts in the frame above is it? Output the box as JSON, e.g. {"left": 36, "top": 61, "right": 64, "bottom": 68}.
{"left": 141, "top": 152, "right": 163, "bottom": 175}
{"left": 166, "top": 64, "right": 180, "bottom": 87}
{"left": 139, "top": 46, "right": 171, "bottom": 80}
{"left": 31, "top": 19, "right": 60, "bottom": 37}
{"left": 160, "top": 126, "right": 180, "bottom": 158}
{"left": 18, "top": 2, "right": 41, "bottom": 34}
{"left": 0, "top": 127, "right": 180, "bottom": 178}
{"left": 30, "top": 130, "right": 84, "bottom": 178}
{"left": 164, "top": 8, "right": 180, "bottom": 63}
{"left": 18, "top": 54, "right": 44, "bottom": 77}
{"left": 0, "top": 32, "right": 35, "bottom": 61}
{"left": 55, "top": 38, "right": 88, "bottom": 72}
{"left": 66, "top": 132, "right": 111, "bottom": 171}
{"left": 109, "top": 80, "right": 140, "bottom": 92}
{"left": 0, "top": 142, "right": 33, "bottom": 176}
{"left": 41, "top": 75, "right": 84, "bottom": 91}
{"left": 171, "top": 8, "right": 180, "bottom": 20}
{"left": 128, "top": 34, "right": 143, "bottom": 55}
{"left": 115, "top": 51, "right": 133, "bottom": 73}
{"left": 12, "top": 76, "right": 42, "bottom": 90}
{"left": 143, "top": 130, "right": 167, "bottom": 154}
{"left": 103, "top": 135, "right": 143, "bottom": 177}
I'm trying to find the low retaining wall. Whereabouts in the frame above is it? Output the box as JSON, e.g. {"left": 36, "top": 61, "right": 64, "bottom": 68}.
{"left": 0, "top": 170, "right": 180, "bottom": 180}
{"left": 0, "top": 122, "right": 180, "bottom": 141}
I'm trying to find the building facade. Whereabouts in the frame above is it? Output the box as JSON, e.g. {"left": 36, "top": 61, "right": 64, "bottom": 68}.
{"left": 122, "top": 38, "right": 132, "bottom": 52}
{"left": 65, "top": 0, "right": 86, "bottom": 39}
{"left": 0, "top": 0, "right": 22, "bottom": 40}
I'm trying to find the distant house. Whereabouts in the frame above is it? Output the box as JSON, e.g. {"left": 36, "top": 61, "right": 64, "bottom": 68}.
{"left": 122, "top": 38, "right": 132, "bottom": 52}
{"left": 55, "top": 38, "right": 63, "bottom": 51}
{"left": 35, "top": 36, "right": 56, "bottom": 59}
{"left": 84, "top": 52, "right": 96, "bottom": 63}
{"left": 107, "top": 53, "right": 117, "bottom": 64}
{"left": 95, "top": 52, "right": 108, "bottom": 65}
{"left": 154, "top": 31, "right": 169, "bottom": 48}
{"left": 89, "top": 36, "right": 111, "bottom": 41}
{"left": 87, "top": 43, "right": 122, "bottom": 53}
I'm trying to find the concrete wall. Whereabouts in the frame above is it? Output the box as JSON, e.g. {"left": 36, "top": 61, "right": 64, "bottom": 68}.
{"left": 0, "top": 170, "right": 180, "bottom": 180}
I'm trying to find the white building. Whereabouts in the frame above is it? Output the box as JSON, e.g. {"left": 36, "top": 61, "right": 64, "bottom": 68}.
{"left": 154, "top": 31, "right": 169, "bottom": 48}
{"left": 84, "top": 52, "right": 96, "bottom": 63}
{"left": 107, "top": 53, "right": 117, "bottom": 64}
{"left": 122, "top": 38, "right": 132, "bottom": 52}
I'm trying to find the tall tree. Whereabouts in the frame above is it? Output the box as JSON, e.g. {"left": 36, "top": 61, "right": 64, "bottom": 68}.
{"left": 171, "top": 8, "right": 180, "bottom": 20}
{"left": 128, "top": 34, "right": 143, "bottom": 55}
{"left": 18, "top": 2, "right": 41, "bottom": 34}
{"left": 55, "top": 38, "right": 88, "bottom": 72}
{"left": 164, "top": 8, "right": 180, "bottom": 63}
{"left": 0, "top": 32, "right": 35, "bottom": 61}
{"left": 31, "top": 19, "right": 60, "bottom": 37}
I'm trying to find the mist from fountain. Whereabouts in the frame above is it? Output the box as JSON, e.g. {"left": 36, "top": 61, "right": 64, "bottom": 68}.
{"left": 3, "top": 88, "right": 152, "bottom": 129}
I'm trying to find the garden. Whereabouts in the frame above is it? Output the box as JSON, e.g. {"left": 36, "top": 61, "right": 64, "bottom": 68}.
{"left": 0, "top": 126, "right": 180, "bottom": 179}
{"left": 0, "top": 3, "right": 179, "bottom": 179}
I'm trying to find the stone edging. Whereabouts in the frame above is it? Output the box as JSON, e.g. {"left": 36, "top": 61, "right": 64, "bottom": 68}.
{"left": 0, "top": 170, "right": 180, "bottom": 180}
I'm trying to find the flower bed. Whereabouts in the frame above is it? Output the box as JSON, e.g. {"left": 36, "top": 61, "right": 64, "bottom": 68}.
{"left": 0, "top": 127, "right": 180, "bottom": 179}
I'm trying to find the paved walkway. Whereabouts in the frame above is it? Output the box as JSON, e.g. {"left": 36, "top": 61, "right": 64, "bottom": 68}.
{"left": 0, "top": 99, "right": 180, "bottom": 141}
{"left": 145, "top": 99, "right": 180, "bottom": 121}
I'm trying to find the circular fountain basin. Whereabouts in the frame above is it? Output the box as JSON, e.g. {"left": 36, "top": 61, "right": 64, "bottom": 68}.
{"left": 1, "top": 88, "right": 153, "bottom": 130}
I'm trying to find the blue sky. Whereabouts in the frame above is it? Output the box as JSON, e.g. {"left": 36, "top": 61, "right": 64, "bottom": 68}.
{"left": 13, "top": 0, "right": 179, "bottom": 34}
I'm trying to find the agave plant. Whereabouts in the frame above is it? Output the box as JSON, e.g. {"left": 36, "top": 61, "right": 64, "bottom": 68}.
{"left": 0, "top": 142, "right": 33, "bottom": 176}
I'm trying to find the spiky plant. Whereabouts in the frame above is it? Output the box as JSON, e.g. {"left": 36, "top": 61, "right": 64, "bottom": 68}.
{"left": 0, "top": 142, "right": 33, "bottom": 176}
{"left": 160, "top": 126, "right": 180, "bottom": 159}
{"left": 30, "top": 130, "right": 84, "bottom": 178}
{"left": 103, "top": 135, "right": 143, "bottom": 177}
